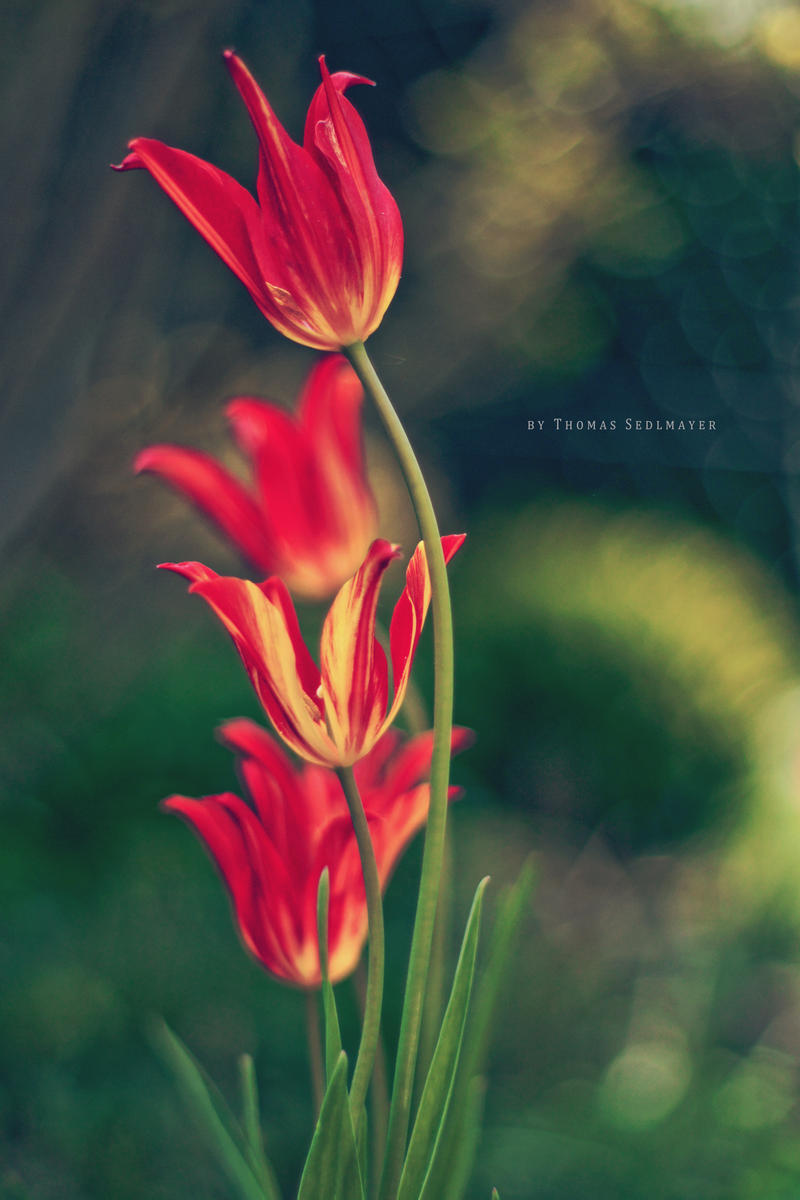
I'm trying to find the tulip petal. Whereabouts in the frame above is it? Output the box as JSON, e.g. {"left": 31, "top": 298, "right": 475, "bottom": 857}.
{"left": 319, "top": 539, "right": 401, "bottom": 763}
{"left": 163, "top": 794, "right": 298, "bottom": 980}
{"left": 163, "top": 721, "right": 467, "bottom": 987}
{"left": 159, "top": 560, "right": 221, "bottom": 586}
{"left": 307, "top": 59, "right": 403, "bottom": 329}
{"left": 384, "top": 534, "right": 466, "bottom": 732}
{"left": 222, "top": 52, "right": 347, "bottom": 330}
{"left": 299, "top": 356, "right": 378, "bottom": 581}
{"left": 202, "top": 574, "right": 334, "bottom": 764}
{"left": 354, "top": 728, "right": 403, "bottom": 792}
{"left": 299, "top": 355, "right": 371, "bottom": 507}
{"left": 115, "top": 138, "right": 269, "bottom": 303}
{"left": 225, "top": 399, "right": 315, "bottom": 556}
{"left": 135, "top": 444, "right": 277, "bottom": 574}
{"left": 376, "top": 726, "right": 475, "bottom": 800}
{"left": 370, "top": 784, "right": 431, "bottom": 883}
{"left": 218, "top": 718, "right": 304, "bottom": 860}
{"left": 162, "top": 563, "right": 337, "bottom": 765}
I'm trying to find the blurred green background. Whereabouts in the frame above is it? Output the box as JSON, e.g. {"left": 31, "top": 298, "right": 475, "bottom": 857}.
{"left": 7, "top": 0, "right": 800, "bottom": 1195}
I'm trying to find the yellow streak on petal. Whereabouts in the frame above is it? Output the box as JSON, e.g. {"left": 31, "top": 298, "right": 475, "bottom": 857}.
{"left": 236, "top": 581, "right": 338, "bottom": 764}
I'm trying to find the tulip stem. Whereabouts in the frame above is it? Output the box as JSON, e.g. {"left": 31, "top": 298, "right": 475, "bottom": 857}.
{"left": 336, "top": 764, "right": 385, "bottom": 1127}
{"left": 344, "top": 341, "right": 456, "bottom": 1200}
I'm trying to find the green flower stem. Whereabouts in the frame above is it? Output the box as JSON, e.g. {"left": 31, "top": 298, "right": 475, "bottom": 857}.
{"left": 417, "top": 824, "right": 452, "bottom": 1090}
{"left": 336, "top": 764, "right": 385, "bottom": 1125}
{"left": 344, "top": 341, "right": 456, "bottom": 1200}
{"left": 305, "top": 990, "right": 324, "bottom": 1118}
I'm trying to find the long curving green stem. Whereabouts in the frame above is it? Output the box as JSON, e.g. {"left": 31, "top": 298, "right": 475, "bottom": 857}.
{"left": 344, "top": 341, "right": 456, "bottom": 1200}
{"left": 336, "top": 764, "right": 385, "bottom": 1126}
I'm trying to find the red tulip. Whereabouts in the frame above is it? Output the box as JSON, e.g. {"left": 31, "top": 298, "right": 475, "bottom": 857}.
{"left": 135, "top": 355, "right": 376, "bottom": 599}
{"left": 114, "top": 52, "right": 403, "bottom": 350}
{"left": 164, "top": 720, "right": 472, "bottom": 986}
{"left": 162, "top": 535, "right": 465, "bottom": 767}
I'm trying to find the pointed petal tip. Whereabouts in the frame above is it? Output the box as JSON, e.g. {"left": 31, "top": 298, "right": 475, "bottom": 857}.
{"left": 443, "top": 532, "right": 467, "bottom": 562}
{"left": 160, "top": 794, "right": 187, "bottom": 815}
{"left": 452, "top": 725, "right": 476, "bottom": 754}
{"left": 222, "top": 48, "right": 247, "bottom": 78}
{"left": 317, "top": 54, "right": 375, "bottom": 89}
{"left": 157, "top": 560, "right": 220, "bottom": 586}
{"left": 110, "top": 148, "right": 141, "bottom": 172}
{"left": 132, "top": 447, "right": 158, "bottom": 474}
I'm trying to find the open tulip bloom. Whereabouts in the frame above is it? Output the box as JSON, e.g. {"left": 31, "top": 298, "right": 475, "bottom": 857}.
{"left": 114, "top": 51, "right": 403, "bottom": 350}
{"left": 135, "top": 355, "right": 376, "bottom": 599}
{"left": 162, "top": 534, "right": 465, "bottom": 768}
{"left": 164, "top": 719, "right": 472, "bottom": 988}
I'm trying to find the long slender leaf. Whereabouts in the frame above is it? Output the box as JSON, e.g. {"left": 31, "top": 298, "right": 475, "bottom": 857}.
{"left": 492, "top": 1189, "right": 501, "bottom": 1199}
{"left": 239, "top": 1054, "right": 282, "bottom": 1200}
{"left": 150, "top": 1018, "right": 268, "bottom": 1200}
{"left": 438, "top": 1075, "right": 485, "bottom": 1200}
{"left": 317, "top": 869, "right": 343, "bottom": 1083}
{"left": 297, "top": 1052, "right": 365, "bottom": 1200}
{"left": 397, "top": 877, "right": 489, "bottom": 1200}
{"left": 460, "top": 860, "right": 535, "bottom": 1083}
{"left": 357, "top": 1107, "right": 368, "bottom": 1191}
{"left": 422, "top": 859, "right": 535, "bottom": 1200}
{"left": 442, "top": 1075, "right": 485, "bottom": 1200}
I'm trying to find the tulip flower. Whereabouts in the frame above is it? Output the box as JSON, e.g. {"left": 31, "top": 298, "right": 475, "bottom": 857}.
{"left": 134, "top": 355, "right": 376, "bottom": 599}
{"left": 163, "top": 719, "right": 472, "bottom": 986}
{"left": 113, "top": 52, "right": 403, "bottom": 350}
{"left": 162, "top": 534, "right": 465, "bottom": 767}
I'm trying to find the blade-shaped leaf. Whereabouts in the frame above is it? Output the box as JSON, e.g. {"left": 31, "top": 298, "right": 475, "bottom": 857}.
{"left": 423, "top": 859, "right": 535, "bottom": 1200}
{"left": 461, "top": 860, "right": 535, "bottom": 1083}
{"left": 317, "top": 868, "right": 343, "bottom": 1082}
{"left": 357, "top": 1106, "right": 368, "bottom": 1189}
{"left": 297, "top": 1052, "right": 365, "bottom": 1200}
{"left": 492, "top": 1189, "right": 501, "bottom": 1199}
{"left": 397, "top": 876, "right": 489, "bottom": 1200}
{"left": 150, "top": 1018, "right": 270, "bottom": 1200}
{"left": 442, "top": 1076, "right": 485, "bottom": 1200}
{"left": 239, "top": 1053, "right": 282, "bottom": 1200}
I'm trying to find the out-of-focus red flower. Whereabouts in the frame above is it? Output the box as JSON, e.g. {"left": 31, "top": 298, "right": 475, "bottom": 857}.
{"left": 164, "top": 720, "right": 472, "bottom": 987}
{"left": 162, "top": 535, "right": 465, "bottom": 767}
{"left": 113, "top": 52, "right": 403, "bottom": 350}
{"left": 134, "top": 355, "right": 376, "bottom": 600}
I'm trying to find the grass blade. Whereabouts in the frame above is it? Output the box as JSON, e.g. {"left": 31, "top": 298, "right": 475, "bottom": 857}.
{"left": 297, "top": 1051, "right": 365, "bottom": 1200}
{"left": 317, "top": 868, "right": 343, "bottom": 1082}
{"left": 397, "top": 876, "right": 489, "bottom": 1200}
{"left": 151, "top": 1018, "right": 268, "bottom": 1200}
{"left": 239, "top": 1053, "right": 281, "bottom": 1200}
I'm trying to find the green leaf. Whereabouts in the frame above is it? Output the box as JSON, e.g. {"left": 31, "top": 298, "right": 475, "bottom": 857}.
{"left": 421, "top": 859, "right": 535, "bottom": 1200}
{"left": 150, "top": 1018, "right": 270, "bottom": 1200}
{"left": 397, "top": 877, "right": 489, "bottom": 1200}
{"left": 317, "top": 869, "right": 343, "bottom": 1083}
{"left": 239, "top": 1054, "right": 282, "bottom": 1200}
{"left": 492, "top": 1189, "right": 501, "bottom": 1199}
{"left": 297, "top": 1052, "right": 365, "bottom": 1200}
{"left": 461, "top": 859, "right": 535, "bottom": 1083}
{"left": 441, "top": 1076, "right": 485, "bottom": 1200}
{"left": 357, "top": 1106, "right": 368, "bottom": 1189}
